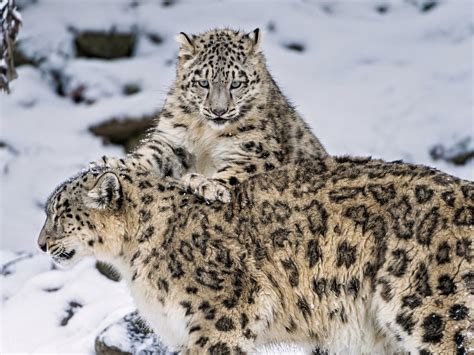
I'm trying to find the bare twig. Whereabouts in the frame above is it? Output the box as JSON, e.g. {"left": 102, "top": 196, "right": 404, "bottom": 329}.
{"left": 0, "top": 0, "right": 22, "bottom": 93}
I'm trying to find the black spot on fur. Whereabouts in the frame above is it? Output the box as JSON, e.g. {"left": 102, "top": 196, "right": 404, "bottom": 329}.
{"left": 329, "top": 187, "right": 364, "bottom": 202}
{"left": 436, "top": 241, "right": 451, "bottom": 264}
{"left": 179, "top": 240, "right": 194, "bottom": 261}
{"left": 401, "top": 294, "right": 422, "bottom": 309}
{"left": 244, "top": 329, "right": 257, "bottom": 339}
{"left": 141, "top": 194, "right": 154, "bottom": 205}
{"left": 281, "top": 259, "right": 299, "bottom": 287}
{"left": 198, "top": 301, "right": 216, "bottom": 320}
{"left": 414, "top": 263, "right": 432, "bottom": 297}
{"left": 456, "top": 238, "right": 472, "bottom": 261}
{"left": 189, "top": 325, "right": 201, "bottom": 333}
{"left": 441, "top": 190, "right": 455, "bottom": 207}
{"left": 454, "top": 331, "right": 466, "bottom": 355}
{"left": 179, "top": 301, "right": 193, "bottom": 316}
{"left": 437, "top": 274, "right": 456, "bottom": 295}
{"left": 330, "top": 278, "right": 342, "bottom": 297}
{"left": 186, "top": 286, "right": 198, "bottom": 294}
{"left": 416, "top": 207, "right": 439, "bottom": 246}
{"left": 297, "top": 296, "right": 311, "bottom": 319}
{"left": 415, "top": 185, "right": 434, "bottom": 203}
{"left": 228, "top": 176, "right": 239, "bottom": 186}
{"left": 271, "top": 228, "right": 292, "bottom": 248}
{"left": 336, "top": 241, "right": 357, "bottom": 269}
{"left": 195, "top": 336, "right": 209, "bottom": 347}
{"left": 138, "top": 180, "right": 152, "bottom": 189}
{"left": 387, "top": 249, "right": 410, "bottom": 277}
{"left": 378, "top": 278, "right": 393, "bottom": 302}
{"left": 312, "top": 277, "right": 327, "bottom": 300}
{"left": 195, "top": 267, "right": 224, "bottom": 291}
{"left": 215, "top": 316, "right": 235, "bottom": 332}
{"left": 240, "top": 313, "right": 249, "bottom": 329}
{"left": 454, "top": 206, "right": 474, "bottom": 226}
{"left": 344, "top": 205, "right": 369, "bottom": 229}
{"left": 138, "top": 225, "right": 155, "bottom": 243}
{"left": 306, "top": 239, "right": 323, "bottom": 267}
{"left": 449, "top": 304, "right": 468, "bottom": 321}
{"left": 304, "top": 200, "right": 328, "bottom": 236}
{"left": 422, "top": 313, "right": 445, "bottom": 344}
{"left": 347, "top": 277, "right": 360, "bottom": 299}
{"left": 390, "top": 196, "right": 415, "bottom": 239}
{"left": 157, "top": 278, "right": 169, "bottom": 293}
{"left": 462, "top": 272, "right": 474, "bottom": 295}
{"left": 285, "top": 317, "right": 298, "bottom": 333}
{"left": 367, "top": 184, "right": 396, "bottom": 205}
{"left": 168, "top": 252, "right": 184, "bottom": 279}
{"left": 396, "top": 312, "right": 416, "bottom": 335}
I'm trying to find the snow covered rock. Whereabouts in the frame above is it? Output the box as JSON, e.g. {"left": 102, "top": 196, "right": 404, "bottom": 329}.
{"left": 430, "top": 137, "right": 474, "bottom": 166}
{"left": 95, "top": 311, "right": 168, "bottom": 355}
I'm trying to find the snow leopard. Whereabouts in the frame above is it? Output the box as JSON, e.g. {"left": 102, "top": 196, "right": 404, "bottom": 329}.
{"left": 94, "top": 28, "right": 327, "bottom": 202}
{"left": 39, "top": 157, "right": 473, "bottom": 354}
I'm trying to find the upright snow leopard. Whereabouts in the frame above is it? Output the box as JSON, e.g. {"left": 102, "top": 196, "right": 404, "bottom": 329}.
{"left": 39, "top": 157, "right": 473, "bottom": 354}
{"left": 95, "top": 28, "right": 327, "bottom": 202}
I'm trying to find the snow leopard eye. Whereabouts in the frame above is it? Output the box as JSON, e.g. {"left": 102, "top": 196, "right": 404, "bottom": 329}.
{"left": 230, "top": 81, "right": 241, "bottom": 89}
{"left": 198, "top": 80, "right": 209, "bottom": 88}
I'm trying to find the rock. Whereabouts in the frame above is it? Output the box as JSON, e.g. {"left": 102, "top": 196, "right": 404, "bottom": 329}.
{"left": 123, "top": 83, "right": 141, "bottom": 96}
{"left": 147, "top": 33, "right": 163, "bottom": 45}
{"left": 74, "top": 31, "right": 136, "bottom": 60}
{"left": 95, "top": 311, "right": 168, "bottom": 355}
{"left": 96, "top": 261, "right": 121, "bottom": 282}
{"left": 416, "top": 0, "right": 439, "bottom": 13}
{"left": 375, "top": 4, "right": 389, "bottom": 14}
{"left": 430, "top": 137, "right": 474, "bottom": 166}
{"left": 284, "top": 42, "right": 305, "bottom": 53}
{"left": 89, "top": 116, "right": 156, "bottom": 153}
{"left": 60, "top": 301, "right": 83, "bottom": 326}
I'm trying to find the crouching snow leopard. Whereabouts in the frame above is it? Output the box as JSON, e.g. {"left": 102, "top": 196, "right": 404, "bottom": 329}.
{"left": 39, "top": 157, "right": 473, "bottom": 354}
{"left": 93, "top": 28, "right": 327, "bottom": 203}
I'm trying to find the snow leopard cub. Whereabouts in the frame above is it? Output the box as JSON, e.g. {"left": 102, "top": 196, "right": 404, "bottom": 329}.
{"left": 95, "top": 28, "right": 327, "bottom": 202}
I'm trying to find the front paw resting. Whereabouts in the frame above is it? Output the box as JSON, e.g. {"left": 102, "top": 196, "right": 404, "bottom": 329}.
{"left": 182, "top": 173, "right": 231, "bottom": 203}
{"left": 89, "top": 156, "right": 138, "bottom": 171}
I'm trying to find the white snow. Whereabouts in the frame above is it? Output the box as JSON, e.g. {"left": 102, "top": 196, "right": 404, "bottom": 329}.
{"left": 1, "top": 0, "right": 472, "bottom": 353}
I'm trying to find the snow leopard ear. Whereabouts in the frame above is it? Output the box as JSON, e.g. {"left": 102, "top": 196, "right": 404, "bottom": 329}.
{"left": 85, "top": 172, "right": 122, "bottom": 210}
{"left": 245, "top": 28, "right": 262, "bottom": 54}
{"left": 176, "top": 32, "right": 196, "bottom": 55}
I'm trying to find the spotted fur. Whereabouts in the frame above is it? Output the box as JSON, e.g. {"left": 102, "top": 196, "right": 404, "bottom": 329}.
{"left": 39, "top": 157, "right": 473, "bottom": 354}
{"left": 94, "top": 28, "right": 327, "bottom": 202}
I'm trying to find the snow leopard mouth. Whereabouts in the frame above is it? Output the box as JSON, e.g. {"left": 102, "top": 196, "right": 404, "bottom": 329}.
{"left": 52, "top": 249, "right": 76, "bottom": 262}
{"left": 208, "top": 114, "right": 242, "bottom": 126}
{"left": 209, "top": 117, "right": 229, "bottom": 125}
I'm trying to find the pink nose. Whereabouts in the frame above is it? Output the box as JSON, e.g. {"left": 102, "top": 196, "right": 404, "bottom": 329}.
{"left": 211, "top": 108, "right": 227, "bottom": 117}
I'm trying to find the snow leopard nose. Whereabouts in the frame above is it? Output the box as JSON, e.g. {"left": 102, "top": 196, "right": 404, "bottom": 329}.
{"left": 211, "top": 107, "right": 227, "bottom": 117}
{"left": 39, "top": 241, "right": 47, "bottom": 252}
{"left": 38, "top": 224, "right": 49, "bottom": 252}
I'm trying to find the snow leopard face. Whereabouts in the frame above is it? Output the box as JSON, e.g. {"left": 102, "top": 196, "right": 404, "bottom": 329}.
{"left": 38, "top": 169, "right": 124, "bottom": 267}
{"left": 175, "top": 28, "right": 265, "bottom": 128}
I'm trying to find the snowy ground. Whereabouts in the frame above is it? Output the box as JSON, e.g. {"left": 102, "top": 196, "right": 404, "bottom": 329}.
{"left": 1, "top": 0, "right": 472, "bottom": 353}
